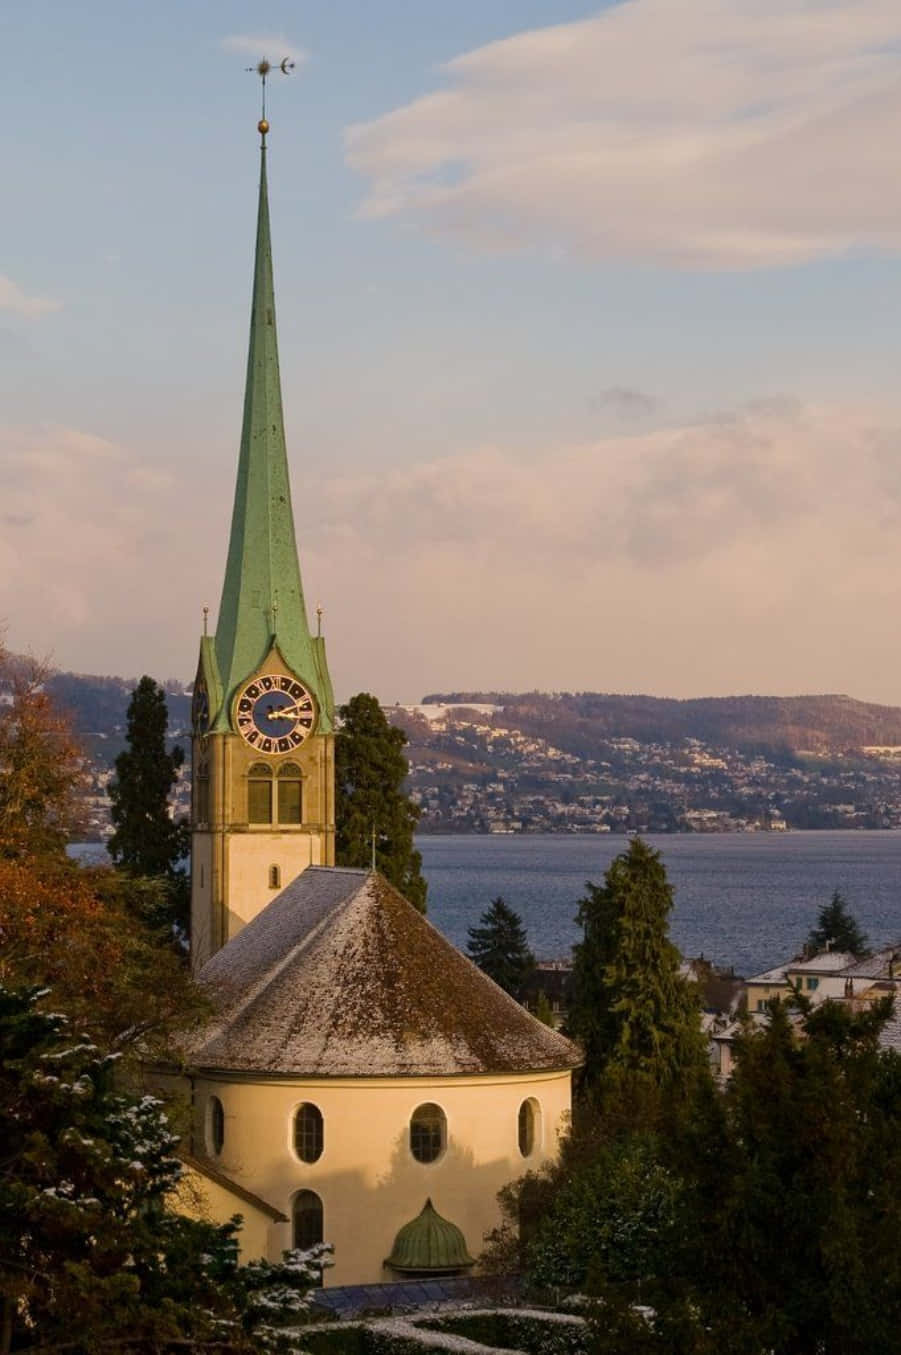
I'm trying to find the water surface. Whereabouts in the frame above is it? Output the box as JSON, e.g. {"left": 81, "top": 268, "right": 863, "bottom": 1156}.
{"left": 418, "top": 831, "right": 901, "bottom": 977}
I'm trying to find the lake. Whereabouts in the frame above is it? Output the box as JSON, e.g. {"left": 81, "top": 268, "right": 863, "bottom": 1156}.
{"left": 70, "top": 831, "right": 901, "bottom": 980}
{"left": 417, "top": 831, "right": 901, "bottom": 978}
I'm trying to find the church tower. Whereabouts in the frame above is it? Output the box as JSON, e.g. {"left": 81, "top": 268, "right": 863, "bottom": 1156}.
{"left": 190, "top": 114, "right": 335, "bottom": 965}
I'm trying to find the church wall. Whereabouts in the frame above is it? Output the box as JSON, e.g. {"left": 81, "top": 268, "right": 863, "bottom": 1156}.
{"left": 189, "top": 1069, "right": 573, "bottom": 1285}
{"left": 190, "top": 833, "right": 214, "bottom": 963}
{"left": 224, "top": 830, "right": 321, "bottom": 940}
{"left": 172, "top": 1163, "right": 278, "bottom": 1263}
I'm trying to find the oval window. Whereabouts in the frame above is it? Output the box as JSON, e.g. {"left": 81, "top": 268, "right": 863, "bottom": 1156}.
{"left": 208, "top": 1095, "right": 225, "bottom": 1157}
{"left": 410, "top": 1103, "right": 446, "bottom": 1164}
{"left": 518, "top": 1098, "right": 540, "bottom": 1158}
{"left": 293, "top": 1190, "right": 324, "bottom": 1250}
{"left": 294, "top": 1103, "right": 324, "bottom": 1163}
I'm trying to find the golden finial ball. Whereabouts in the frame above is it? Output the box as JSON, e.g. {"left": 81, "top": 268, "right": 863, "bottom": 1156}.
{"left": 258, "top": 119, "right": 270, "bottom": 135}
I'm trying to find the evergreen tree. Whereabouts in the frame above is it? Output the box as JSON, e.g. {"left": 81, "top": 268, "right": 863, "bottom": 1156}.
{"left": 467, "top": 896, "right": 535, "bottom": 1000}
{"left": 805, "top": 889, "right": 868, "bottom": 957}
{"left": 335, "top": 693, "right": 427, "bottom": 912}
{"left": 533, "top": 990, "right": 556, "bottom": 1027}
{"left": 0, "top": 983, "right": 328, "bottom": 1353}
{"left": 566, "top": 838, "right": 707, "bottom": 1095}
{"left": 668, "top": 995, "right": 901, "bottom": 1355}
{"left": 108, "top": 675, "right": 190, "bottom": 933}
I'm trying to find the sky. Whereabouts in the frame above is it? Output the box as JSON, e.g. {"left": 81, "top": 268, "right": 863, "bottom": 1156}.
{"left": 4, "top": 0, "right": 901, "bottom": 704}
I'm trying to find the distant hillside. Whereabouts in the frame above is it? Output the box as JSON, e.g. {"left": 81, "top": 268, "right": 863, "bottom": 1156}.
{"left": 421, "top": 692, "right": 901, "bottom": 756}
{"left": 0, "top": 660, "right": 192, "bottom": 769}
{"left": 17, "top": 665, "right": 901, "bottom": 759}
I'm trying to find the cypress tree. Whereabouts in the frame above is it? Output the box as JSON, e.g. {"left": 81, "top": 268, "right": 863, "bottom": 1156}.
{"left": 467, "top": 896, "right": 536, "bottom": 1000}
{"left": 566, "top": 838, "right": 707, "bottom": 1095}
{"left": 108, "top": 676, "right": 189, "bottom": 931}
{"left": 335, "top": 693, "right": 427, "bottom": 912}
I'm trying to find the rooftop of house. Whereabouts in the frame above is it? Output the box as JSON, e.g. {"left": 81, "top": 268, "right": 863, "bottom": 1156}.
{"left": 187, "top": 868, "right": 581, "bottom": 1079}
{"left": 787, "top": 951, "right": 859, "bottom": 975}
{"left": 839, "top": 942, "right": 901, "bottom": 980}
{"left": 746, "top": 964, "right": 789, "bottom": 985}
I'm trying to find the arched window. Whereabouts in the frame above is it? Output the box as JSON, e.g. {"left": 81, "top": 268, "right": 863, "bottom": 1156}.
{"left": 195, "top": 760, "right": 210, "bottom": 825}
{"left": 294, "top": 1103, "right": 324, "bottom": 1163}
{"left": 410, "top": 1103, "right": 446, "bottom": 1164}
{"left": 277, "top": 762, "right": 303, "bottom": 825}
{"left": 247, "top": 763, "right": 273, "bottom": 823}
{"left": 293, "top": 1190, "right": 324, "bottom": 1250}
{"left": 518, "top": 1098, "right": 540, "bottom": 1158}
{"left": 207, "top": 1095, "right": 225, "bottom": 1156}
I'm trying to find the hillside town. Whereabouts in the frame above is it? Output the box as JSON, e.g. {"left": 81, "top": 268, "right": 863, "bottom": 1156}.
{"left": 57, "top": 689, "right": 901, "bottom": 842}
{"left": 394, "top": 703, "right": 901, "bottom": 836}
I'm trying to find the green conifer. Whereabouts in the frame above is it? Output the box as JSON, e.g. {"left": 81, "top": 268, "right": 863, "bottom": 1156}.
{"left": 107, "top": 676, "right": 189, "bottom": 931}
{"left": 467, "top": 896, "right": 536, "bottom": 1000}
{"left": 805, "top": 889, "right": 868, "bottom": 958}
{"left": 566, "top": 838, "right": 707, "bottom": 1094}
{"left": 335, "top": 693, "right": 427, "bottom": 912}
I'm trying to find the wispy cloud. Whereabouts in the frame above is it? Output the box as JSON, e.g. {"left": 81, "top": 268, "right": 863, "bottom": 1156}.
{"left": 221, "top": 33, "right": 308, "bottom": 68}
{"left": 0, "top": 276, "right": 61, "bottom": 318}
{"left": 346, "top": 0, "right": 901, "bottom": 270}
{"left": 591, "top": 387, "right": 661, "bottom": 420}
{"left": 302, "top": 398, "right": 901, "bottom": 697}
{"left": 8, "top": 400, "right": 901, "bottom": 702}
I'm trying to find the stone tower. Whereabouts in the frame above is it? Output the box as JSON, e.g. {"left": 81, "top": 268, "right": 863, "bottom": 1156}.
{"left": 190, "top": 127, "right": 334, "bottom": 966}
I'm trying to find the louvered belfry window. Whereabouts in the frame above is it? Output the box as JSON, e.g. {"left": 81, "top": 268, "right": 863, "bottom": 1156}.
{"left": 247, "top": 763, "right": 273, "bottom": 823}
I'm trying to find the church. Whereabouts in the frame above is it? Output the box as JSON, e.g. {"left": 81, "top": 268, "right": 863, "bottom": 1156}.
{"left": 174, "top": 102, "right": 580, "bottom": 1288}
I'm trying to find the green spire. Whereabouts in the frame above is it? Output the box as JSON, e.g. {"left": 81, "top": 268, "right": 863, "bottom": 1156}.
{"left": 212, "top": 140, "right": 332, "bottom": 731}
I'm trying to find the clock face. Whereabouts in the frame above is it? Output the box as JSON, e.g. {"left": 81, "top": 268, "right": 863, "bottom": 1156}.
{"left": 192, "top": 680, "right": 210, "bottom": 735}
{"left": 235, "top": 674, "right": 316, "bottom": 753}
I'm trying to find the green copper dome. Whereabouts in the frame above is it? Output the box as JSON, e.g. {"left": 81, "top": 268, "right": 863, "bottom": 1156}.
{"left": 385, "top": 1198, "right": 475, "bottom": 1274}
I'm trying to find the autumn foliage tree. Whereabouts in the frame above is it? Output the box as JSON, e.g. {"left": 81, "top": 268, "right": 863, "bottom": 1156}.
{"left": 0, "top": 856, "right": 208, "bottom": 1065}
{"left": 0, "top": 650, "right": 83, "bottom": 861}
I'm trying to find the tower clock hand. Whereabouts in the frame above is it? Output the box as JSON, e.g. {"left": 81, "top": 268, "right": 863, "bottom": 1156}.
{"left": 268, "top": 700, "right": 312, "bottom": 722}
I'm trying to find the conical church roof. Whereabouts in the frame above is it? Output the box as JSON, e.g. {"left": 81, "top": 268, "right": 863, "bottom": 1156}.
{"left": 187, "top": 869, "right": 581, "bottom": 1078}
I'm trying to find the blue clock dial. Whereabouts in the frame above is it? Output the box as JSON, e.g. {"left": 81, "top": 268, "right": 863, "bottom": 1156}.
{"left": 235, "top": 673, "right": 315, "bottom": 753}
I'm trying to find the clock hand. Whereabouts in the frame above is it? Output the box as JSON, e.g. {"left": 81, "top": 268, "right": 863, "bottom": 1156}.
{"left": 262, "top": 700, "right": 312, "bottom": 722}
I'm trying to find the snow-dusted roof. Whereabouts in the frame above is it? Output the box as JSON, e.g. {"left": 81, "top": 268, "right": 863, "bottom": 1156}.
{"left": 788, "top": 951, "right": 858, "bottom": 974}
{"left": 840, "top": 942, "right": 901, "bottom": 980}
{"left": 878, "top": 1010, "right": 901, "bottom": 1053}
{"left": 747, "top": 964, "right": 789, "bottom": 985}
{"left": 187, "top": 868, "right": 581, "bottom": 1078}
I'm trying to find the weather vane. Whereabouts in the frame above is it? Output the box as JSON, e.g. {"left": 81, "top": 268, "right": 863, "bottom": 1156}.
{"left": 246, "top": 57, "right": 295, "bottom": 142}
